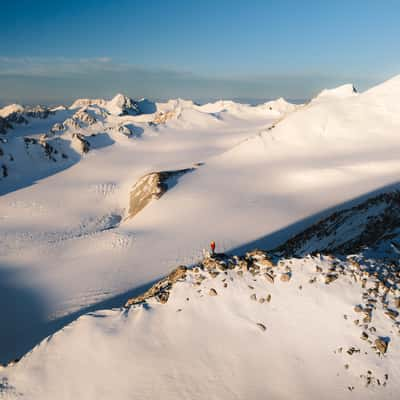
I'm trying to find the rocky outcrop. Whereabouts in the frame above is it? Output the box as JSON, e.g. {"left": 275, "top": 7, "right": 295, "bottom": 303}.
{"left": 25, "top": 105, "right": 53, "bottom": 119}
{"left": 118, "top": 125, "right": 132, "bottom": 137}
{"left": 0, "top": 104, "right": 27, "bottom": 125}
{"left": 256, "top": 323, "right": 267, "bottom": 331}
{"left": 50, "top": 122, "right": 65, "bottom": 134}
{"left": 73, "top": 109, "right": 97, "bottom": 126}
{"left": 64, "top": 118, "right": 81, "bottom": 130}
{"left": 151, "top": 111, "right": 175, "bottom": 125}
{"left": 108, "top": 94, "right": 139, "bottom": 116}
{"left": 275, "top": 191, "right": 400, "bottom": 259}
{"left": 125, "top": 266, "right": 187, "bottom": 307}
{"left": 23, "top": 136, "right": 62, "bottom": 162}
{"left": 72, "top": 133, "right": 90, "bottom": 154}
{"left": 70, "top": 98, "right": 108, "bottom": 109}
{"left": 127, "top": 168, "right": 194, "bottom": 219}
{"left": 375, "top": 338, "right": 388, "bottom": 354}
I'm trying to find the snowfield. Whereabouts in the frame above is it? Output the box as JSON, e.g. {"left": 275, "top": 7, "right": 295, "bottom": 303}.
{"left": 1, "top": 76, "right": 400, "bottom": 398}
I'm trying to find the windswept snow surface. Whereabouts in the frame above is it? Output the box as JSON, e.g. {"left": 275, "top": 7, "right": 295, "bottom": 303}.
{"left": 2, "top": 253, "right": 400, "bottom": 399}
{"left": 1, "top": 75, "right": 400, "bottom": 390}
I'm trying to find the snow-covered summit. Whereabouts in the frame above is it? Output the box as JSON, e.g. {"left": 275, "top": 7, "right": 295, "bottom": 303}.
{"left": 259, "top": 97, "right": 297, "bottom": 113}
{"left": 0, "top": 103, "right": 25, "bottom": 119}
{"left": 313, "top": 83, "right": 358, "bottom": 103}
{"left": 70, "top": 98, "right": 108, "bottom": 109}
{"left": 70, "top": 93, "right": 139, "bottom": 116}
{"left": 107, "top": 93, "right": 140, "bottom": 116}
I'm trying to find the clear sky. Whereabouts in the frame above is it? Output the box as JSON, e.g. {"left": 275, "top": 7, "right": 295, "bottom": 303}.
{"left": 1, "top": 0, "right": 400, "bottom": 104}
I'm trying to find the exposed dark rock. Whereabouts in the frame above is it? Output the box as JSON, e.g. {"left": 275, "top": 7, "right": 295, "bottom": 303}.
{"left": 72, "top": 133, "right": 90, "bottom": 154}
{"left": 256, "top": 322, "right": 266, "bottom": 331}
{"left": 375, "top": 338, "right": 388, "bottom": 354}
{"left": 25, "top": 105, "right": 53, "bottom": 119}
{"left": 280, "top": 272, "right": 291, "bottom": 282}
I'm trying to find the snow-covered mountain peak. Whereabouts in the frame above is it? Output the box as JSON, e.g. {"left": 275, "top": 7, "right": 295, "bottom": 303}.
{"left": 69, "top": 98, "right": 108, "bottom": 109}
{"left": 107, "top": 93, "right": 139, "bottom": 116}
{"left": 0, "top": 103, "right": 25, "bottom": 119}
{"left": 313, "top": 83, "right": 358, "bottom": 102}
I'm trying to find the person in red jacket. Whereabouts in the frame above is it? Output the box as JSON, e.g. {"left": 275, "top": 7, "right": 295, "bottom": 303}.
{"left": 210, "top": 240, "right": 216, "bottom": 255}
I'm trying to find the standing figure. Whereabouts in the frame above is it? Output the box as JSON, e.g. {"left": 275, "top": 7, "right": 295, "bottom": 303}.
{"left": 210, "top": 240, "right": 216, "bottom": 255}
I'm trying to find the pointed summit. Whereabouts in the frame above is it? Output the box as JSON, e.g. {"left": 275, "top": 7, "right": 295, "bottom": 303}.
{"left": 107, "top": 93, "right": 139, "bottom": 116}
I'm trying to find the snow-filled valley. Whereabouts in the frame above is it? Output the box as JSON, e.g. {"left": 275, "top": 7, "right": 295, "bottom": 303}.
{"left": 1, "top": 76, "right": 400, "bottom": 399}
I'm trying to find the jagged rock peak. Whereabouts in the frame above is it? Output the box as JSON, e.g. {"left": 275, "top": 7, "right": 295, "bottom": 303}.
{"left": 107, "top": 93, "right": 139, "bottom": 116}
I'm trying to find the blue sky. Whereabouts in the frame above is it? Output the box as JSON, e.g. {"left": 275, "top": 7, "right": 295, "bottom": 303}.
{"left": 1, "top": 0, "right": 400, "bottom": 104}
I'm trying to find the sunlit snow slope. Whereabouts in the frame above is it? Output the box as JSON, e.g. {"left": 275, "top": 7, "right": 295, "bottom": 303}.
{"left": 1, "top": 75, "right": 400, "bottom": 370}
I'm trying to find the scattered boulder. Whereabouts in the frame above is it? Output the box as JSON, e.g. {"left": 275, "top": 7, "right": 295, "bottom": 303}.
{"left": 265, "top": 272, "right": 275, "bottom": 284}
{"left": 354, "top": 305, "right": 363, "bottom": 313}
{"left": 347, "top": 347, "right": 360, "bottom": 355}
{"left": 375, "top": 338, "right": 388, "bottom": 354}
{"left": 256, "top": 322, "right": 267, "bottom": 332}
{"left": 156, "top": 291, "right": 169, "bottom": 304}
{"left": 384, "top": 309, "right": 399, "bottom": 320}
{"left": 395, "top": 297, "right": 400, "bottom": 309}
{"left": 325, "top": 273, "right": 339, "bottom": 284}
{"left": 209, "top": 288, "right": 218, "bottom": 296}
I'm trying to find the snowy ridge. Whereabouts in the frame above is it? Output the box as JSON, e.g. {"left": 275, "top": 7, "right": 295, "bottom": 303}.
{"left": 1, "top": 224, "right": 399, "bottom": 399}
{"left": 312, "top": 84, "right": 358, "bottom": 103}
{"left": 275, "top": 190, "right": 400, "bottom": 259}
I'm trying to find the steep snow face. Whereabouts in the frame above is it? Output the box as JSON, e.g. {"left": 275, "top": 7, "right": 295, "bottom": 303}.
{"left": 133, "top": 76, "right": 400, "bottom": 270}
{"left": 1, "top": 249, "right": 399, "bottom": 400}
